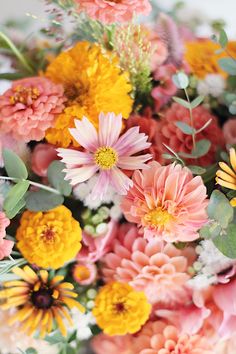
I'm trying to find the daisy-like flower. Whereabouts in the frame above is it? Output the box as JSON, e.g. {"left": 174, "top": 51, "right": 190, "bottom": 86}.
{"left": 92, "top": 282, "right": 151, "bottom": 336}
{"left": 216, "top": 148, "right": 236, "bottom": 193}
{"left": 0, "top": 266, "right": 85, "bottom": 338}
{"left": 57, "top": 112, "right": 152, "bottom": 199}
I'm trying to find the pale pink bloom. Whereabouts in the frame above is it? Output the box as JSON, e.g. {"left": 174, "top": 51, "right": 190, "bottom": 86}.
{"left": 0, "top": 133, "right": 30, "bottom": 168}
{"left": 73, "top": 261, "right": 97, "bottom": 285}
{"left": 223, "top": 119, "right": 236, "bottom": 145}
{"left": 132, "top": 320, "right": 213, "bottom": 354}
{"left": 215, "top": 335, "right": 236, "bottom": 354}
{"left": 0, "top": 77, "right": 66, "bottom": 142}
{"left": 0, "top": 212, "right": 13, "bottom": 260}
{"left": 57, "top": 113, "right": 152, "bottom": 199}
{"left": 77, "top": 220, "right": 118, "bottom": 262}
{"left": 92, "top": 333, "right": 133, "bottom": 354}
{"left": 76, "top": 0, "right": 152, "bottom": 24}
{"left": 102, "top": 224, "right": 195, "bottom": 307}
{"left": 31, "top": 143, "right": 58, "bottom": 177}
{"left": 121, "top": 161, "right": 209, "bottom": 242}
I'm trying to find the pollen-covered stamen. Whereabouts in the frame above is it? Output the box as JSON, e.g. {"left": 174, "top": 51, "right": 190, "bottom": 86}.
{"left": 143, "top": 207, "right": 174, "bottom": 229}
{"left": 10, "top": 85, "right": 40, "bottom": 105}
{"left": 94, "top": 146, "right": 118, "bottom": 169}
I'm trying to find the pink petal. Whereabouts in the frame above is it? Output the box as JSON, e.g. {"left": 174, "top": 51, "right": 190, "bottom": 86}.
{"left": 69, "top": 117, "right": 98, "bottom": 152}
{"left": 64, "top": 165, "right": 98, "bottom": 185}
{"left": 114, "top": 127, "right": 151, "bottom": 156}
{"left": 117, "top": 154, "right": 152, "bottom": 170}
{"left": 98, "top": 112, "right": 122, "bottom": 146}
{"left": 57, "top": 148, "right": 93, "bottom": 165}
{"left": 110, "top": 167, "right": 133, "bottom": 195}
{"left": 91, "top": 171, "right": 110, "bottom": 200}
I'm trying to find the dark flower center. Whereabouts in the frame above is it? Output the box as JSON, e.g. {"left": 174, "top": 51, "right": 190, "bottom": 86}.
{"left": 31, "top": 288, "right": 54, "bottom": 309}
{"left": 114, "top": 302, "right": 126, "bottom": 313}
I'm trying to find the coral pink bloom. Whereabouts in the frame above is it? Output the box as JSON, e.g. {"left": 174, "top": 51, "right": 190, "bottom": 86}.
{"left": 121, "top": 161, "right": 208, "bottom": 242}
{"left": 31, "top": 143, "right": 58, "bottom": 177}
{"left": 0, "top": 133, "right": 29, "bottom": 168}
{"left": 132, "top": 320, "right": 213, "bottom": 354}
{"left": 223, "top": 119, "right": 236, "bottom": 145}
{"left": 76, "top": 0, "right": 152, "bottom": 24}
{"left": 102, "top": 224, "right": 195, "bottom": 307}
{"left": 92, "top": 333, "right": 133, "bottom": 354}
{"left": 73, "top": 261, "right": 97, "bottom": 285}
{"left": 57, "top": 113, "right": 152, "bottom": 199}
{"left": 0, "top": 212, "right": 13, "bottom": 260}
{"left": 77, "top": 220, "right": 118, "bottom": 262}
{"left": 0, "top": 77, "right": 65, "bottom": 142}
{"left": 157, "top": 103, "right": 225, "bottom": 166}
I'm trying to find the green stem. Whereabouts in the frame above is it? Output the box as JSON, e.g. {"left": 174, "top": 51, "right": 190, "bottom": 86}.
{"left": 0, "top": 176, "right": 61, "bottom": 195}
{"left": 184, "top": 88, "right": 196, "bottom": 149}
{"left": 0, "top": 31, "right": 34, "bottom": 74}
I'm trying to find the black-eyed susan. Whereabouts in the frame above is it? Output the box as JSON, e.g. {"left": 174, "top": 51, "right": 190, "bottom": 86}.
{"left": 16, "top": 205, "right": 82, "bottom": 269}
{"left": 92, "top": 282, "right": 151, "bottom": 336}
{"left": 0, "top": 266, "right": 85, "bottom": 337}
{"left": 216, "top": 148, "right": 236, "bottom": 191}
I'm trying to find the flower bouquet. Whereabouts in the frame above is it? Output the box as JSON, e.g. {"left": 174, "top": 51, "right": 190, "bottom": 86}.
{"left": 1, "top": 0, "right": 236, "bottom": 353}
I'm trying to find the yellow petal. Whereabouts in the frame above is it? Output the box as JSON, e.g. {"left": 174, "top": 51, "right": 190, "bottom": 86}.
{"left": 58, "top": 282, "right": 74, "bottom": 290}
{"left": 52, "top": 308, "right": 67, "bottom": 337}
{"left": 58, "top": 306, "right": 73, "bottom": 326}
{"left": 230, "top": 148, "right": 236, "bottom": 172}
{"left": 12, "top": 267, "right": 35, "bottom": 284}
{"left": 39, "top": 270, "right": 49, "bottom": 284}
{"left": 230, "top": 198, "right": 236, "bottom": 207}
{"left": 62, "top": 297, "right": 85, "bottom": 313}
{"left": 50, "top": 275, "right": 64, "bottom": 285}
{"left": 219, "top": 162, "right": 236, "bottom": 177}
{"left": 216, "top": 177, "right": 236, "bottom": 190}
{"left": 216, "top": 170, "right": 236, "bottom": 183}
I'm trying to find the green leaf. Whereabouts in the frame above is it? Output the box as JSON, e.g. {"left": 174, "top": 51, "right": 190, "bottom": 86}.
{"left": 47, "top": 161, "right": 72, "bottom": 197}
{"left": 190, "top": 95, "right": 204, "bottom": 109}
{"left": 213, "top": 224, "right": 236, "bottom": 259}
{"left": 207, "top": 190, "right": 233, "bottom": 228}
{"left": 175, "top": 121, "right": 195, "bottom": 135}
{"left": 188, "top": 165, "right": 206, "bottom": 175}
{"left": 219, "top": 58, "right": 236, "bottom": 75}
{"left": 26, "top": 190, "right": 64, "bottom": 212}
{"left": 172, "top": 72, "right": 189, "bottom": 89}
{"left": 219, "top": 28, "right": 228, "bottom": 48}
{"left": 0, "top": 72, "right": 26, "bottom": 80}
{"left": 172, "top": 96, "right": 191, "bottom": 109}
{"left": 6, "top": 198, "right": 26, "bottom": 219}
{"left": 191, "top": 139, "right": 211, "bottom": 158}
{"left": 3, "top": 149, "right": 28, "bottom": 179}
{"left": 199, "top": 223, "right": 221, "bottom": 239}
{"left": 4, "top": 180, "right": 30, "bottom": 213}
{"left": 45, "top": 332, "right": 67, "bottom": 344}
{"left": 229, "top": 103, "right": 236, "bottom": 115}
{"left": 25, "top": 348, "right": 38, "bottom": 354}
{"left": 162, "top": 153, "right": 174, "bottom": 160}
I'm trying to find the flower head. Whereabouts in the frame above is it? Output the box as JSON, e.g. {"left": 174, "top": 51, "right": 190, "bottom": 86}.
{"left": 0, "top": 266, "right": 85, "bottom": 337}
{"left": 73, "top": 262, "right": 97, "bottom": 285}
{"left": 16, "top": 205, "right": 82, "bottom": 269}
{"left": 121, "top": 161, "right": 208, "bottom": 242}
{"left": 0, "top": 77, "right": 65, "bottom": 142}
{"left": 102, "top": 224, "right": 195, "bottom": 307}
{"left": 216, "top": 148, "right": 236, "bottom": 192}
{"left": 76, "top": 0, "right": 152, "bottom": 24}
{"left": 57, "top": 112, "right": 152, "bottom": 199}
{"left": 45, "top": 42, "right": 133, "bottom": 147}
{"left": 93, "top": 282, "right": 151, "bottom": 336}
{"left": 31, "top": 143, "right": 58, "bottom": 177}
{"left": 0, "top": 212, "right": 13, "bottom": 260}
{"left": 223, "top": 119, "right": 236, "bottom": 145}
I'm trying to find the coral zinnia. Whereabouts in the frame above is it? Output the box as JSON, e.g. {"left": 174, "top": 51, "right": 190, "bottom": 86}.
{"left": 45, "top": 42, "right": 133, "bottom": 147}
{"left": 57, "top": 112, "right": 151, "bottom": 199}
{"left": 76, "top": 0, "right": 152, "bottom": 24}
{"left": 92, "top": 282, "right": 151, "bottom": 336}
{"left": 16, "top": 205, "right": 82, "bottom": 269}
{"left": 121, "top": 161, "right": 208, "bottom": 242}
{"left": 102, "top": 224, "right": 195, "bottom": 307}
{"left": 0, "top": 77, "right": 65, "bottom": 142}
{"left": 0, "top": 266, "right": 85, "bottom": 337}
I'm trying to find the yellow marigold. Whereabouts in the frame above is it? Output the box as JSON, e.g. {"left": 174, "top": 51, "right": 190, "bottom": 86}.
{"left": 45, "top": 41, "right": 133, "bottom": 147}
{"left": 185, "top": 40, "right": 236, "bottom": 79}
{"left": 92, "top": 282, "right": 151, "bottom": 336}
{"left": 16, "top": 205, "right": 82, "bottom": 269}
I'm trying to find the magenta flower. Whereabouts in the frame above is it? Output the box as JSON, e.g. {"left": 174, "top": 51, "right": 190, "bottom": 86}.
{"left": 57, "top": 112, "right": 152, "bottom": 199}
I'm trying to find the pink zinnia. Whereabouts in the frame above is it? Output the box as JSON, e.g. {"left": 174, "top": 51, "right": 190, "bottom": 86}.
{"left": 0, "top": 77, "right": 66, "bottom": 142}
{"left": 76, "top": 0, "right": 152, "bottom": 24}
{"left": 0, "top": 212, "right": 13, "bottom": 260}
{"left": 121, "top": 161, "right": 209, "bottom": 242}
{"left": 57, "top": 112, "right": 152, "bottom": 199}
{"left": 102, "top": 224, "right": 195, "bottom": 307}
{"left": 31, "top": 143, "right": 58, "bottom": 177}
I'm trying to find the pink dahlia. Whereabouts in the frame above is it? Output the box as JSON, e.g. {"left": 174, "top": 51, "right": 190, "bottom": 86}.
{"left": 0, "top": 77, "right": 66, "bottom": 142}
{"left": 121, "top": 161, "right": 208, "bottom": 242}
{"left": 0, "top": 212, "right": 13, "bottom": 260}
{"left": 57, "top": 112, "right": 152, "bottom": 199}
{"left": 132, "top": 320, "right": 213, "bottom": 354}
{"left": 102, "top": 224, "right": 195, "bottom": 307}
{"left": 157, "top": 103, "right": 225, "bottom": 166}
{"left": 76, "top": 0, "right": 152, "bottom": 24}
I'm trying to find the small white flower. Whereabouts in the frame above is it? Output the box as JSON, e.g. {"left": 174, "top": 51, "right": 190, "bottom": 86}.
{"left": 197, "top": 74, "right": 225, "bottom": 98}
{"left": 71, "top": 310, "right": 96, "bottom": 341}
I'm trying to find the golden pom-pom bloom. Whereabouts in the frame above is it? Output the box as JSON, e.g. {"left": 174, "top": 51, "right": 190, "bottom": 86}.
{"left": 0, "top": 266, "right": 85, "bottom": 337}
{"left": 16, "top": 205, "right": 82, "bottom": 269}
{"left": 92, "top": 282, "right": 151, "bottom": 336}
{"left": 45, "top": 41, "right": 133, "bottom": 147}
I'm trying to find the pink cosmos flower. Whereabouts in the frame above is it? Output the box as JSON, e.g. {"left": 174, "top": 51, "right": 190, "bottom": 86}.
{"left": 0, "top": 212, "right": 13, "bottom": 260}
{"left": 76, "top": 0, "right": 152, "bottom": 24}
{"left": 31, "top": 143, "right": 58, "bottom": 177}
{"left": 57, "top": 113, "right": 152, "bottom": 199}
{"left": 0, "top": 77, "right": 66, "bottom": 142}
{"left": 73, "top": 261, "right": 97, "bottom": 285}
{"left": 121, "top": 161, "right": 209, "bottom": 242}
{"left": 223, "top": 119, "right": 236, "bottom": 145}
{"left": 102, "top": 224, "right": 195, "bottom": 307}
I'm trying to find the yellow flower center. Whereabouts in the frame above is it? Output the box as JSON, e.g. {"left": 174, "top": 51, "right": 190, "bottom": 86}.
{"left": 94, "top": 146, "right": 118, "bottom": 169}
{"left": 74, "top": 265, "right": 91, "bottom": 281}
{"left": 10, "top": 85, "right": 40, "bottom": 105}
{"left": 144, "top": 207, "right": 174, "bottom": 228}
